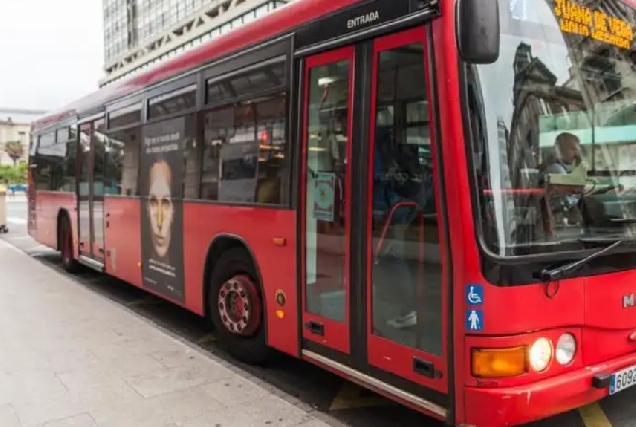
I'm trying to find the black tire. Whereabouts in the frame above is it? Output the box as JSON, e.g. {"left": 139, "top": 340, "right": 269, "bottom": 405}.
{"left": 208, "top": 247, "right": 272, "bottom": 365}
{"left": 59, "top": 215, "right": 81, "bottom": 274}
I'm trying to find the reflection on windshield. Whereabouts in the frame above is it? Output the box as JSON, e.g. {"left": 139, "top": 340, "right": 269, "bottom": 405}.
{"left": 467, "top": 0, "right": 636, "bottom": 256}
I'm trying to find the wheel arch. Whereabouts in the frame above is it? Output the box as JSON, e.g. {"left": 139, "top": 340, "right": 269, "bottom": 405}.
{"left": 56, "top": 208, "right": 71, "bottom": 251}
{"left": 202, "top": 233, "right": 268, "bottom": 332}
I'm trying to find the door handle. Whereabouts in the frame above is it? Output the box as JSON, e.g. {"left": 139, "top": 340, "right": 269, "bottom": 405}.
{"left": 413, "top": 357, "right": 442, "bottom": 379}
{"left": 305, "top": 321, "right": 325, "bottom": 336}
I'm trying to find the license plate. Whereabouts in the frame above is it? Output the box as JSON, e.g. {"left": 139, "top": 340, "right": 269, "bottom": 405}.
{"left": 610, "top": 364, "right": 636, "bottom": 395}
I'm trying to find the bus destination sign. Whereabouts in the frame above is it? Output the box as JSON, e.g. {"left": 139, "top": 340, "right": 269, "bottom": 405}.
{"left": 553, "top": 0, "right": 634, "bottom": 49}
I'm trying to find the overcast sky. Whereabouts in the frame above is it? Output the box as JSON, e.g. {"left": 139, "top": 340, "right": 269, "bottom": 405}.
{"left": 0, "top": 0, "right": 103, "bottom": 112}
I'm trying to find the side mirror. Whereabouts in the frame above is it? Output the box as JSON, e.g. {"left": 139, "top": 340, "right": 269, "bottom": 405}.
{"left": 456, "top": 0, "right": 501, "bottom": 64}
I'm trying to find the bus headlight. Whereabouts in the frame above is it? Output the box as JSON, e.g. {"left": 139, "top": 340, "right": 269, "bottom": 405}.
{"left": 529, "top": 338, "right": 552, "bottom": 372}
{"left": 555, "top": 333, "right": 576, "bottom": 365}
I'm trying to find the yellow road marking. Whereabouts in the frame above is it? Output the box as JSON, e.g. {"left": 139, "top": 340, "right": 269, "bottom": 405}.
{"left": 196, "top": 333, "right": 218, "bottom": 345}
{"left": 579, "top": 402, "right": 612, "bottom": 427}
{"left": 329, "top": 381, "right": 393, "bottom": 411}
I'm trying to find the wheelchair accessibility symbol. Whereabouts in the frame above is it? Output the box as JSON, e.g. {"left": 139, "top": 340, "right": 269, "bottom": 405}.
{"left": 466, "top": 284, "right": 483, "bottom": 306}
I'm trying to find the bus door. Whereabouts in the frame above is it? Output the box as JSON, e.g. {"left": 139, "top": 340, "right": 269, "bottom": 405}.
{"left": 301, "top": 26, "right": 448, "bottom": 407}
{"left": 77, "top": 118, "right": 106, "bottom": 266}
{"left": 363, "top": 26, "right": 447, "bottom": 397}
{"left": 301, "top": 46, "right": 355, "bottom": 355}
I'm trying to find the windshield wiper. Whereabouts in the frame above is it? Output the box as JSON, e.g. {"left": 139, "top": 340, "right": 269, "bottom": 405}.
{"left": 537, "top": 239, "right": 626, "bottom": 282}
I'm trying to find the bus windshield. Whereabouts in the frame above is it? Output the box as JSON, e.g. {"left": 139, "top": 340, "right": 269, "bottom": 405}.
{"left": 467, "top": 0, "right": 636, "bottom": 256}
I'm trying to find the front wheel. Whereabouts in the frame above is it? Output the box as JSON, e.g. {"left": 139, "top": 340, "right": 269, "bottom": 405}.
{"left": 60, "top": 216, "right": 80, "bottom": 274}
{"left": 208, "top": 248, "right": 272, "bottom": 365}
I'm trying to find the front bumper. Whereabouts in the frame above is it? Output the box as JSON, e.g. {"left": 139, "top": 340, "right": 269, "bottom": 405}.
{"left": 463, "top": 351, "right": 636, "bottom": 427}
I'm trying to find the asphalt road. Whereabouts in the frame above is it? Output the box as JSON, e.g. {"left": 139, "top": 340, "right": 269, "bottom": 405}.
{"left": 1, "top": 196, "right": 634, "bottom": 427}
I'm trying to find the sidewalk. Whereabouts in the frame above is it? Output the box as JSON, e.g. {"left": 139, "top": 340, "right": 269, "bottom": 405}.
{"left": 0, "top": 239, "right": 331, "bottom": 427}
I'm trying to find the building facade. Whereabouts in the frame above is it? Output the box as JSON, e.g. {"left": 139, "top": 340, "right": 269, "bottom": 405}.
{"left": 0, "top": 108, "right": 47, "bottom": 166}
{"left": 102, "top": 0, "right": 290, "bottom": 87}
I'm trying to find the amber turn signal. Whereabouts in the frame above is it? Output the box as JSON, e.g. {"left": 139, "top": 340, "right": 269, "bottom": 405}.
{"left": 472, "top": 346, "right": 527, "bottom": 378}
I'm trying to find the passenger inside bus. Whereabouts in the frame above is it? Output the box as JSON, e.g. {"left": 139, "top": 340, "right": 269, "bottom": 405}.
{"left": 372, "top": 125, "right": 419, "bottom": 329}
{"left": 256, "top": 161, "right": 281, "bottom": 204}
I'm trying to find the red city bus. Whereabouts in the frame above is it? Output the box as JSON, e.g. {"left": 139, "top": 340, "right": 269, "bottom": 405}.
{"left": 27, "top": 0, "right": 636, "bottom": 425}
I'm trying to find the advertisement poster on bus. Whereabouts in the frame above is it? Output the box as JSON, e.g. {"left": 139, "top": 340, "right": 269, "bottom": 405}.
{"left": 139, "top": 117, "right": 186, "bottom": 303}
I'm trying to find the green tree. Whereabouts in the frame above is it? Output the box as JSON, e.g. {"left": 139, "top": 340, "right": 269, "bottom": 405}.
{"left": 0, "top": 163, "right": 27, "bottom": 184}
{"left": 4, "top": 141, "right": 24, "bottom": 166}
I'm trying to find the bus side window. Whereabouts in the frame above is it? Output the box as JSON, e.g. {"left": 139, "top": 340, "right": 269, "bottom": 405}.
{"left": 255, "top": 95, "right": 287, "bottom": 205}
{"left": 32, "top": 133, "right": 55, "bottom": 191}
{"left": 199, "top": 94, "right": 288, "bottom": 205}
{"left": 183, "top": 114, "right": 200, "bottom": 200}
{"left": 106, "top": 125, "right": 141, "bottom": 197}
{"left": 200, "top": 106, "right": 233, "bottom": 202}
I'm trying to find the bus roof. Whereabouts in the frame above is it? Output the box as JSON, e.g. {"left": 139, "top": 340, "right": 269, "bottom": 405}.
{"left": 33, "top": 0, "right": 360, "bottom": 131}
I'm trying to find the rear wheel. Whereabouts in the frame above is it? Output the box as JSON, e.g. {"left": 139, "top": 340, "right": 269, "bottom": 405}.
{"left": 59, "top": 216, "right": 80, "bottom": 274}
{"left": 208, "top": 247, "right": 271, "bottom": 365}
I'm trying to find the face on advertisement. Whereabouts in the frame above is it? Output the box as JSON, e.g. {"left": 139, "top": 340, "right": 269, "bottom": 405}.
{"left": 147, "top": 160, "right": 173, "bottom": 258}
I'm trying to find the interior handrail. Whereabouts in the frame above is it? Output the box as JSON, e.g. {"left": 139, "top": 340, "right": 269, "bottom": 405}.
{"left": 374, "top": 200, "right": 420, "bottom": 264}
